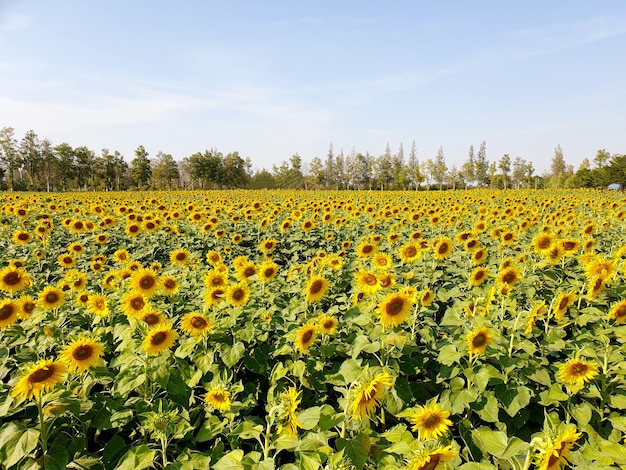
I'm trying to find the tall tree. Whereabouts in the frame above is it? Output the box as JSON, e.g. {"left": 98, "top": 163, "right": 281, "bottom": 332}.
{"left": 433, "top": 146, "right": 447, "bottom": 190}
{"left": 512, "top": 157, "right": 527, "bottom": 189}
{"left": 130, "top": 145, "right": 152, "bottom": 189}
{"left": 462, "top": 145, "right": 476, "bottom": 187}
{"left": 74, "top": 146, "right": 96, "bottom": 190}
{"left": 19, "top": 130, "right": 41, "bottom": 189}
{"left": 54, "top": 143, "right": 75, "bottom": 191}
{"left": 551, "top": 145, "right": 566, "bottom": 176}
{"left": 0, "top": 127, "right": 20, "bottom": 190}
{"left": 152, "top": 151, "right": 180, "bottom": 189}
{"left": 406, "top": 140, "right": 422, "bottom": 190}
{"left": 40, "top": 139, "right": 57, "bottom": 192}
{"left": 498, "top": 154, "right": 511, "bottom": 189}
{"left": 475, "top": 141, "right": 488, "bottom": 187}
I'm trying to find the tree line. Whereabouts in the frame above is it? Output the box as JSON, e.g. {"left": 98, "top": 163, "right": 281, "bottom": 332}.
{"left": 0, "top": 126, "right": 623, "bottom": 192}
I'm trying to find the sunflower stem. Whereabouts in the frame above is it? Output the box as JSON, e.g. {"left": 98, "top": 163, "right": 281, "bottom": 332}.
{"left": 160, "top": 435, "right": 168, "bottom": 468}
{"left": 508, "top": 310, "right": 524, "bottom": 358}
{"left": 37, "top": 393, "right": 48, "bottom": 456}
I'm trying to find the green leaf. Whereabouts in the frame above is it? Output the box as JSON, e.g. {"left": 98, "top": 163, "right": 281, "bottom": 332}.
{"left": 297, "top": 451, "right": 321, "bottom": 470}
{"left": 437, "top": 344, "right": 463, "bottom": 366}
{"left": 610, "top": 394, "right": 626, "bottom": 410}
{"left": 336, "top": 437, "right": 367, "bottom": 470}
{"left": 220, "top": 342, "right": 246, "bottom": 367}
{"left": 572, "top": 402, "right": 593, "bottom": 426}
{"left": 43, "top": 443, "right": 69, "bottom": 470}
{"left": 495, "top": 384, "right": 532, "bottom": 417}
{"left": 298, "top": 406, "right": 321, "bottom": 430}
{"left": 1, "top": 425, "right": 40, "bottom": 468}
{"left": 471, "top": 427, "right": 508, "bottom": 458}
{"left": 476, "top": 392, "right": 499, "bottom": 423}
{"left": 255, "top": 458, "right": 276, "bottom": 470}
{"left": 458, "top": 464, "right": 497, "bottom": 469}
{"left": 501, "top": 437, "right": 529, "bottom": 459}
{"left": 196, "top": 415, "right": 225, "bottom": 442}
{"left": 213, "top": 449, "right": 244, "bottom": 470}
{"left": 318, "top": 405, "right": 343, "bottom": 431}
{"left": 114, "top": 444, "right": 156, "bottom": 470}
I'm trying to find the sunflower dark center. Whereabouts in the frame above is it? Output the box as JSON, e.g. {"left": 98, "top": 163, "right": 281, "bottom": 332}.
{"left": 144, "top": 314, "right": 160, "bottom": 325}
{"left": 364, "top": 275, "right": 377, "bottom": 286}
{"left": 423, "top": 455, "right": 441, "bottom": 470}
{"left": 244, "top": 268, "right": 256, "bottom": 277}
{"left": 176, "top": 253, "right": 186, "bottom": 261}
{"left": 615, "top": 306, "right": 626, "bottom": 317}
{"left": 323, "top": 320, "right": 334, "bottom": 329}
{"left": 571, "top": 363, "right": 587, "bottom": 375}
{"left": 404, "top": 246, "right": 417, "bottom": 257}
{"left": 4, "top": 272, "right": 20, "bottom": 285}
{"left": 232, "top": 289, "right": 244, "bottom": 300}
{"left": 502, "top": 272, "right": 516, "bottom": 284}
{"left": 558, "top": 298, "right": 569, "bottom": 310}
{"left": 386, "top": 298, "right": 404, "bottom": 316}
{"left": 72, "top": 345, "right": 93, "bottom": 360}
{"left": 301, "top": 329, "right": 314, "bottom": 343}
{"left": 151, "top": 332, "right": 167, "bottom": 345}
{"left": 18, "top": 233, "right": 29, "bottom": 240}
{"left": 191, "top": 316, "right": 207, "bottom": 328}
{"left": 29, "top": 367, "right": 55, "bottom": 383}
{"left": 472, "top": 333, "right": 487, "bottom": 347}
{"left": 538, "top": 238, "right": 550, "bottom": 249}
{"left": 131, "top": 298, "right": 145, "bottom": 309}
{"left": 23, "top": 302, "right": 35, "bottom": 313}
{"left": 474, "top": 270, "right": 485, "bottom": 281}
{"left": 437, "top": 243, "right": 449, "bottom": 254}
{"left": 164, "top": 279, "right": 176, "bottom": 289}
{"left": 0, "top": 305, "right": 15, "bottom": 320}
{"left": 140, "top": 276, "right": 155, "bottom": 289}
{"left": 45, "top": 293, "right": 59, "bottom": 304}
{"left": 264, "top": 268, "right": 275, "bottom": 277}
{"left": 362, "top": 245, "right": 373, "bottom": 254}
{"left": 563, "top": 241, "right": 576, "bottom": 250}
{"left": 309, "top": 280, "right": 323, "bottom": 294}
{"left": 423, "top": 414, "right": 441, "bottom": 428}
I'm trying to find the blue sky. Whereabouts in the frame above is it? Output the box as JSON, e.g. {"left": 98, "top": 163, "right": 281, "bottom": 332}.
{"left": 1, "top": 1, "right": 625, "bottom": 174}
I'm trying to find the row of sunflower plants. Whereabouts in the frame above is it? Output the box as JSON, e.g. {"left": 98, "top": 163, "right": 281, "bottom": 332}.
{"left": 0, "top": 189, "right": 625, "bottom": 469}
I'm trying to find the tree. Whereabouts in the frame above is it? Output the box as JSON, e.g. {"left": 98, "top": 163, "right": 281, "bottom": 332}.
{"left": 74, "top": 146, "right": 96, "bottom": 190}
{"left": 498, "top": 154, "right": 511, "bottom": 189}
{"left": 0, "top": 127, "right": 20, "bottom": 190}
{"left": 130, "top": 145, "right": 152, "bottom": 189}
{"left": 40, "top": 139, "right": 57, "bottom": 192}
{"left": 152, "top": 151, "right": 180, "bottom": 189}
{"left": 593, "top": 149, "right": 611, "bottom": 169}
{"left": 551, "top": 145, "right": 566, "bottom": 176}
{"left": 512, "top": 157, "right": 527, "bottom": 189}
{"left": 406, "top": 140, "right": 423, "bottom": 190}
{"left": 308, "top": 157, "right": 325, "bottom": 188}
{"left": 222, "top": 151, "right": 250, "bottom": 188}
{"left": 462, "top": 145, "right": 476, "bottom": 187}
{"left": 19, "top": 130, "right": 41, "bottom": 189}
{"left": 54, "top": 143, "right": 75, "bottom": 191}
{"left": 447, "top": 165, "right": 461, "bottom": 190}
{"left": 475, "top": 141, "right": 489, "bottom": 187}
{"left": 324, "top": 143, "right": 335, "bottom": 189}
{"left": 433, "top": 146, "right": 447, "bottom": 190}
{"left": 488, "top": 162, "right": 497, "bottom": 188}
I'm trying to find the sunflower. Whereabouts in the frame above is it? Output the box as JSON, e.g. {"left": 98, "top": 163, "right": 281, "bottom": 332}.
{"left": 377, "top": 272, "right": 396, "bottom": 289}
{"left": 525, "top": 301, "right": 547, "bottom": 334}
{"left": 205, "top": 386, "right": 232, "bottom": 412}
{"left": 170, "top": 248, "right": 191, "bottom": 265}
{"left": 532, "top": 233, "right": 554, "bottom": 255}
{"left": 500, "top": 231, "right": 515, "bottom": 246}
{"left": 235, "top": 261, "right": 257, "bottom": 282}
{"left": 377, "top": 291, "right": 413, "bottom": 328}
{"left": 65, "top": 270, "right": 88, "bottom": 291}
{"left": 496, "top": 266, "right": 522, "bottom": 288}
{"left": 180, "top": 312, "right": 213, "bottom": 337}
{"left": 583, "top": 256, "right": 617, "bottom": 283}
{"left": 294, "top": 323, "right": 318, "bottom": 353}
{"left": 125, "top": 222, "right": 141, "bottom": 237}
{"left": 204, "top": 269, "right": 229, "bottom": 290}
{"left": 16, "top": 295, "right": 37, "bottom": 319}
{"left": 137, "top": 309, "right": 165, "bottom": 327}
{"left": 354, "top": 269, "right": 381, "bottom": 295}
{"left": 356, "top": 241, "right": 377, "bottom": 258}
{"left": 12, "top": 229, "right": 32, "bottom": 245}
{"left": 59, "top": 337, "right": 105, "bottom": 372}
{"left": 317, "top": 313, "right": 338, "bottom": 334}
{"left": 372, "top": 252, "right": 393, "bottom": 271}
{"left": 38, "top": 285, "right": 65, "bottom": 310}
{"left": 259, "top": 238, "right": 277, "bottom": 254}
{"left": 258, "top": 260, "right": 279, "bottom": 282}
{"left": 467, "top": 326, "right": 493, "bottom": 355}
{"left": 536, "top": 426, "right": 582, "bottom": 470}
{"left": 278, "top": 387, "right": 302, "bottom": 436}
{"left": 559, "top": 238, "right": 580, "bottom": 255}
{"left": 0, "top": 298, "right": 19, "bottom": 329}
{"left": 159, "top": 275, "right": 180, "bottom": 296}
{"left": 553, "top": 291, "right": 576, "bottom": 320}
{"left": 469, "top": 267, "right": 489, "bottom": 287}
{"left": 464, "top": 238, "right": 480, "bottom": 252}
{"left": 94, "top": 232, "right": 109, "bottom": 244}
{"left": 226, "top": 282, "right": 251, "bottom": 307}
{"left": 0, "top": 266, "right": 31, "bottom": 294}
{"left": 305, "top": 276, "right": 329, "bottom": 302}
{"left": 142, "top": 323, "right": 178, "bottom": 355}
{"left": 472, "top": 247, "right": 489, "bottom": 265}
{"left": 544, "top": 244, "right": 564, "bottom": 265}
{"left": 406, "top": 444, "right": 457, "bottom": 470}
{"left": 557, "top": 358, "right": 598, "bottom": 387}
{"left": 350, "top": 372, "right": 394, "bottom": 420}
{"left": 113, "top": 248, "right": 131, "bottom": 264}
{"left": 608, "top": 299, "right": 626, "bottom": 325}
{"left": 120, "top": 291, "right": 149, "bottom": 317}
{"left": 205, "top": 250, "right": 222, "bottom": 266}
{"left": 399, "top": 243, "right": 421, "bottom": 263}
{"left": 432, "top": 237, "right": 454, "bottom": 260}
{"left": 204, "top": 287, "right": 226, "bottom": 307}
{"left": 420, "top": 289, "right": 435, "bottom": 307}
{"left": 586, "top": 277, "right": 605, "bottom": 299}
{"left": 11, "top": 359, "right": 66, "bottom": 400}
{"left": 409, "top": 402, "right": 453, "bottom": 440}
{"left": 130, "top": 268, "right": 160, "bottom": 298}
{"left": 87, "top": 293, "right": 109, "bottom": 317}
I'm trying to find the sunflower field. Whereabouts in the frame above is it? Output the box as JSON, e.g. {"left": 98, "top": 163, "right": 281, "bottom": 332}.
{"left": 1, "top": 189, "right": 626, "bottom": 470}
